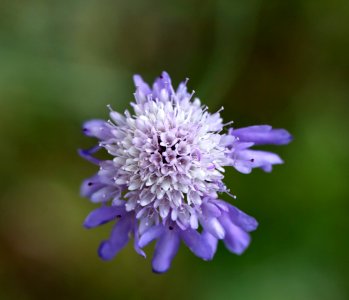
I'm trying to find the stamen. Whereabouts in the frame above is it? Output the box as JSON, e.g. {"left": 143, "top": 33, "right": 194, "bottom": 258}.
{"left": 188, "top": 90, "right": 195, "bottom": 100}
{"left": 217, "top": 106, "right": 224, "bottom": 113}
{"left": 223, "top": 121, "right": 234, "bottom": 127}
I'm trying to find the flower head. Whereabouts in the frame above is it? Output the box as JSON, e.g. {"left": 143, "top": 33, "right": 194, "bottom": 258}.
{"left": 80, "top": 71, "right": 292, "bottom": 273}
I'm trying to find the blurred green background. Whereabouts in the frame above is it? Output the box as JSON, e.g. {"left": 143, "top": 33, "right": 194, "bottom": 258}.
{"left": 0, "top": 0, "right": 348, "bottom": 299}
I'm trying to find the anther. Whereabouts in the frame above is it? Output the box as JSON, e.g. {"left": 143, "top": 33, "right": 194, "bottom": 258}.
{"left": 217, "top": 106, "right": 224, "bottom": 113}
{"left": 189, "top": 90, "right": 196, "bottom": 100}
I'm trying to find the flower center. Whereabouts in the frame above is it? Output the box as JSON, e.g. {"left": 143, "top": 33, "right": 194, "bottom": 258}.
{"left": 140, "top": 129, "right": 193, "bottom": 185}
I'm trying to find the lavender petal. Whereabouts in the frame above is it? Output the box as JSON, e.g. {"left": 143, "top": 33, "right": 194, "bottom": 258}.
{"left": 133, "top": 224, "right": 146, "bottom": 258}
{"left": 201, "top": 217, "right": 225, "bottom": 239}
{"left": 98, "top": 215, "right": 133, "bottom": 260}
{"left": 180, "top": 228, "right": 215, "bottom": 260}
{"left": 78, "top": 147, "right": 101, "bottom": 165}
{"left": 80, "top": 175, "right": 104, "bottom": 198}
{"left": 219, "top": 213, "right": 251, "bottom": 255}
{"left": 83, "top": 119, "right": 112, "bottom": 140}
{"left": 138, "top": 225, "right": 163, "bottom": 248}
{"left": 233, "top": 125, "right": 292, "bottom": 145}
{"left": 84, "top": 206, "right": 125, "bottom": 229}
{"left": 202, "top": 230, "right": 218, "bottom": 258}
{"left": 227, "top": 205, "right": 258, "bottom": 232}
{"left": 235, "top": 149, "right": 283, "bottom": 173}
{"left": 152, "top": 230, "right": 180, "bottom": 274}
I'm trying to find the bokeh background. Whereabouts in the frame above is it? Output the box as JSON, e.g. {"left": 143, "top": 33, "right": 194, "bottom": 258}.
{"left": 1, "top": 0, "right": 348, "bottom": 299}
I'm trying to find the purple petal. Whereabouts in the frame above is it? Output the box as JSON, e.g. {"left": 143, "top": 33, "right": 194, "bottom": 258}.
{"left": 219, "top": 213, "right": 251, "bottom": 255}
{"left": 175, "top": 80, "right": 189, "bottom": 100}
{"left": 98, "top": 214, "right": 133, "bottom": 260}
{"left": 152, "top": 229, "right": 180, "bottom": 274}
{"left": 80, "top": 176, "right": 104, "bottom": 197}
{"left": 90, "top": 186, "right": 118, "bottom": 203}
{"left": 152, "top": 71, "right": 173, "bottom": 100}
{"left": 226, "top": 205, "right": 258, "bottom": 232}
{"left": 180, "top": 228, "right": 215, "bottom": 260}
{"left": 78, "top": 147, "right": 101, "bottom": 165}
{"left": 133, "top": 225, "right": 146, "bottom": 258}
{"left": 138, "top": 225, "right": 163, "bottom": 248}
{"left": 202, "top": 202, "right": 222, "bottom": 218}
{"left": 232, "top": 125, "right": 292, "bottom": 145}
{"left": 201, "top": 217, "right": 225, "bottom": 239}
{"left": 133, "top": 75, "right": 152, "bottom": 104}
{"left": 83, "top": 119, "right": 112, "bottom": 140}
{"left": 211, "top": 200, "right": 258, "bottom": 232}
{"left": 202, "top": 230, "right": 218, "bottom": 258}
{"left": 231, "top": 159, "right": 253, "bottom": 174}
{"left": 235, "top": 149, "right": 283, "bottom": 173}
{"left": 220, "top": 134, "right": 236, "bottom": 147}
{"left": 133, "top": 75, "right": 151, "bottom": 94}
{"left": 84, "top": 206, "right": 125, "bottom": 229}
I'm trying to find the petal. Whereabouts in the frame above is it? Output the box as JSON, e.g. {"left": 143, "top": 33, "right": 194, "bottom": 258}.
{"left": 214, "top": 200, "right": 258, "bottom": 240}
{"left": 187, "top": 191, "right": 202, "bottom": 205}
{"left": 206, "top": 112, "right": 223, "bottom": 131}
{"left": 82, "top": 119, "right": 112, "bottom": 140}
{"left": 176, "top": 80, "right": 188, "bottom": 97}
{"left": 180, "top": 228, "right": 214, "bottom": 260}
{"left": 109, "top": 110, "right": 127, "bottom": 126}
{"left": 98, "top": 214, "right": 133, "bottom": 260}
{"left": 202, "top": 230, "right": 218, "bottom": 258}
{"left": 90, "top": 186, "right": 117, "bottom": 203}
{"left": 232, "top": 125, "right": 292, "bottom": 145}
{"left": 219, "top": 214, "right": 251, "bottom": 255}
{"left": 80, "top": 176, "right": 104, "bottom": 197}
{"left": 189, "top": 214, "right": 199, "bottom": 229}
{"left": 220, "top": 134, "right": 236, "bottom": 147}
{"left": 133, "top": 75, "right": 152, "bottom": 96}
{"left": 235, "top": 149, "right": 283, "bottom": 173}
{"left": 231, "top": 159, "right": 253, "bottom": 174}
{"left": 152, "top": 230, "right": 180, "bottom": 274}
{"left": 78, "top": 147, "right": 101, "bottom": 165}
{"left": 201, "top": 217, "right": 225, "bottom": 239}
{"left": 133, "top": 226, "right": 146, "bottom": 258}
{"left": 226, "top": 204, "right": 258, "bottom": 232}
{"left": 84, "top": 206, "right": 125, "bottom": 229}
{"left": 152, "top": 71, "right": 173, "bottom": 100}
{"left": 138, "top": 225, "right": 163, "bottom": 248}
{"left": 202, "top": 202, "right": 222, "bottom": 218}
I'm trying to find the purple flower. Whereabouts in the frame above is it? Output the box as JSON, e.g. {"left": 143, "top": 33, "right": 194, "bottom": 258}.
{"left": 80, "top": 71, "right": 292, "bottom": 273}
